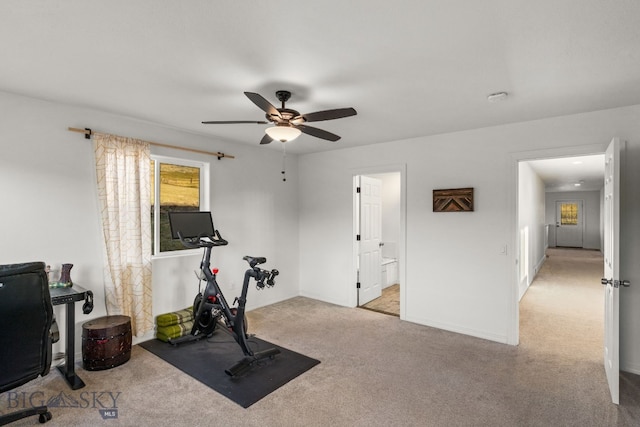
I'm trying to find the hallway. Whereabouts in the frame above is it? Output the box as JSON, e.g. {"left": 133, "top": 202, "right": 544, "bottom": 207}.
{"left": 520, "top": 247, "right": 604, "bottom": 362}
{"left": 519, "top": 247, "right": 640, "bottom": 419}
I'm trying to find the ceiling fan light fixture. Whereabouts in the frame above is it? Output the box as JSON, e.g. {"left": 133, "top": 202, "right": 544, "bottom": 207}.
{"left": 265, "top": 125, "right": 301, "bottom": 142}
{"left": 202, "top": 91, "right": 355, "bottom": 145}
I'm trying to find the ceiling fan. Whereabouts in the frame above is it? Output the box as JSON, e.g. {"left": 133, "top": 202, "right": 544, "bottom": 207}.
{"left": 202, "top": 90, "right": 357, "bottom": 145}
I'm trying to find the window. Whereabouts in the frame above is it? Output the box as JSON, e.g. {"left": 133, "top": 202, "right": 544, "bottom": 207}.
{"left": 560, "top": 202, "right": 578, "bottom": 225}
{"left": 150, "top": 155, "right": 209, "bottom": 255}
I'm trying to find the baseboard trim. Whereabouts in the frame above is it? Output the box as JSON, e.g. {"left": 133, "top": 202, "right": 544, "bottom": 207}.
{"left": 534, "top": 254, "right": 546, "bottom": 277}
{"left": 621, "top": 363, "right": 640, "bottom": 376}
{"left": 299, "top": 290, "right": 350, "bottom": 308}
{"left": 403, "top": 315, "right": 509, "bottom": 345}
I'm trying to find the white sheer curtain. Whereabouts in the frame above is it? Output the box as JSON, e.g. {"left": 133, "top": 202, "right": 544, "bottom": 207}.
{"left": 94, "top": 133, "right": 153, "bottom": 336}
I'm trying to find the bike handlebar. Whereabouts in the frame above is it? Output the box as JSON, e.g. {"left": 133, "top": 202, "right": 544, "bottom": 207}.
{"left": 177, "top": 230, "right": 228, "bottom": 249}
{"left": 255, "top": 268, "right": 279, "bottom": 289}
{"left": 242, "top": 256, "right": 279, "bottom": 289}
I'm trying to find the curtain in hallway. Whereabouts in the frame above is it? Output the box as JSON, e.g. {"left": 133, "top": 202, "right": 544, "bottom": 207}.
{"left": 94, "top": 133, "right": 153, "bottom": 336}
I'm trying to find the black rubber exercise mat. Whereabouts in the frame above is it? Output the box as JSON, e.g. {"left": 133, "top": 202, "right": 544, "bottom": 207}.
{"left": 138, "top": 333, "right": 320, "bottom": 408}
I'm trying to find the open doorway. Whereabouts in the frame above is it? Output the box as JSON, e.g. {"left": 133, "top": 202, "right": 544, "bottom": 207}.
{"left": 354, "top": 171, "right": 403, "bottom": 317}
{"left": 513, "top": 140, "right": 626, "bottom": 403}
{"left": 516, "top": 153, "right": 605, "bottom": 355}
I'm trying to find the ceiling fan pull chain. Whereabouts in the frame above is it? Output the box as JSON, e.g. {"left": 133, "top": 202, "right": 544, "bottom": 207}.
{"left": 281, "top": 143, "right": 287, "bottom": 182}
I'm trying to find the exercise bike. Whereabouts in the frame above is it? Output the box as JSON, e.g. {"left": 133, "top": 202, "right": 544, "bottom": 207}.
{"left": 167, "top": 211, "right": 280, "bottom": 377}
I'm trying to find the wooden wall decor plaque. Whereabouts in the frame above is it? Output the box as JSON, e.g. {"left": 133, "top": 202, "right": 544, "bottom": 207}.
{"left": 433, "top": 188, "right": 474, "bottom": 212}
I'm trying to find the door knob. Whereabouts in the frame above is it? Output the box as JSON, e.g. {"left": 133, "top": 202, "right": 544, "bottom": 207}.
{"left": 601, "top": 278, "right": 631, "bottom": 288}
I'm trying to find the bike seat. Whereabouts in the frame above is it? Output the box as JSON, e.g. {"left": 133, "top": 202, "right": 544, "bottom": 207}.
{"left": 243, "top": 256, "right": 266, "bottom": 267}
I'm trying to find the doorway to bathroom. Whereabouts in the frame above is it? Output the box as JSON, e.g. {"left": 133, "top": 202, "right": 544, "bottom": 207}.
{"left": 354, "top": 171, "right": 402, "bottom": 317}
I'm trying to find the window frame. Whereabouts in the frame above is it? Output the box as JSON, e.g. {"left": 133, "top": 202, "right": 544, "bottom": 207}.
{"left": 151, "top": 154, "right": 210, "bottom": 258}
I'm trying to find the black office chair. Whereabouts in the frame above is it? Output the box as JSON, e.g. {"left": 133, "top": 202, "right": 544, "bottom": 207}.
{"left": 0, "top": 262, "right": 54, "bottom": 425}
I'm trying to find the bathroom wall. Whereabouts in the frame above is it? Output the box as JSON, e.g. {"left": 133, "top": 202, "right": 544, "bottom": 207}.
{"left": 369, "top": 172, "right": 401, "bottom": 260}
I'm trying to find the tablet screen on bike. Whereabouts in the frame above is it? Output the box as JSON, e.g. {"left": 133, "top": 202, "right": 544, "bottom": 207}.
{"left": 168, "top": 211, "right": 215, "bottom": 239}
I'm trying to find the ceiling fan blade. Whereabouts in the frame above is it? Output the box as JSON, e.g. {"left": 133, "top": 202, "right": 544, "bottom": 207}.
{"left": 201, "top": 120, "right": 269, "bottom": 124}
{"left": 299, "top": 107, "right": 357, "bottom": 123}
{"left": 296, "top": 124, "right": 341, "bottom": 142}
{"left": 260, "top": 134, "right": 273, "bottom": 145}
{"left": 244, "top": 92, "right": 282, "bottom": 119}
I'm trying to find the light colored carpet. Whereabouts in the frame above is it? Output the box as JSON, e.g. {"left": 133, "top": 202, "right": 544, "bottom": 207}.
{"left": 3, "top": 248, "right": 640, "bottom": 426}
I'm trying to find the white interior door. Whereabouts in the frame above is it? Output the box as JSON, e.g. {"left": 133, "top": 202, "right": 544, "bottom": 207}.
{"left": 358, "top": 176, "right": 382, "bottom": 305}
{"left": 603, "top": 137, "right": 622, "bottom": 404}
{"left": 555, "top": 200, "right": 583, "bottom": 247}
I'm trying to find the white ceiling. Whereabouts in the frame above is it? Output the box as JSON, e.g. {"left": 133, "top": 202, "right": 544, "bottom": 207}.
{"left": 1, "top": 1, "right": 638, "bottom": 188}
{"left": 526, "top": 154, "right": 605, "bottom": 192}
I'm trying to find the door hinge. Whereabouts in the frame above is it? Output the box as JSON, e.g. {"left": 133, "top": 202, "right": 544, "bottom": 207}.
{"left": 356, "top": 282, "right": 361, "bottom": 289}
{"left": 356, "top": 234, "right": 361, "bottom": 241}
{"left": 356, "top": 187, "right": 361, "bottom": 193}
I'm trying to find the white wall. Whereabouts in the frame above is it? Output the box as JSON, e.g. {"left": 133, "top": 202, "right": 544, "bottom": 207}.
{"left": 298, "top": 104, "right": 640, "bottom": 373}
{"left": 545, "top": 191, "right": 602, "bottom": 250}
{"left": 4, "top": 90, "right": 640, "bottom": 375}
{"left": 518, "top": 162, "right": 546, "bottom": 300}
{"left": 0, "top": 91, "right": 300, "bottom": 355}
